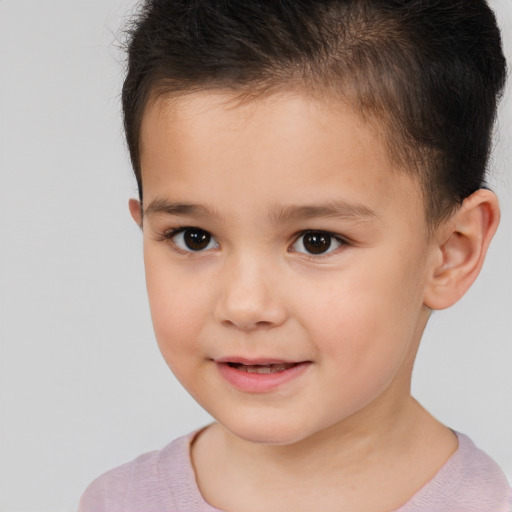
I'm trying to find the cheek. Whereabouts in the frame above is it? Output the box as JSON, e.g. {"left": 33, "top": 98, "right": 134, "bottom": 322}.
{"left": 143, "top": 251, "right": 209, "bottom": 364}
{"left": 304, "top": 259, "right": 424, "bottom": 370}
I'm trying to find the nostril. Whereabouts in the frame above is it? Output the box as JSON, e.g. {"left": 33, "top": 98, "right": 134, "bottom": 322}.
{"left": 221, "top": 318, "right": 273, "bottom": 330}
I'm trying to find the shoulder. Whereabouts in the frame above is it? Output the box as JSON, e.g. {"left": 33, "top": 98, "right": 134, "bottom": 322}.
{"left": 446, "top": 433, "right": 511, "bottom": 509}
{"left": 401, "top": 432, "right": 512, "bottom": 512}
{"left": 78, "top": 432, "right": 203, "bottom": 512}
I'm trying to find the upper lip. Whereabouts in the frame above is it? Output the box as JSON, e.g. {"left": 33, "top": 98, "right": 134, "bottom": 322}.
{"left": 214, "top": 357, "right": 307, "bottom": 365}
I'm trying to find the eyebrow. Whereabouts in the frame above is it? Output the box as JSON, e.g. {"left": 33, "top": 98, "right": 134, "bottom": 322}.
{"left": 268, "top": 201, "right": 379, "bottom": 224}
{"left": 143, "top": 198, "right": 378, "bottom": 223}
{"left": 144, "top": 199, "right": 223, "bottom": 220}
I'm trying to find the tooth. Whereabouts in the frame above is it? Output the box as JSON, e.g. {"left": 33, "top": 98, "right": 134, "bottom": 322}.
{"left": 246, "top": 365, "right": 271, "bottom": 373}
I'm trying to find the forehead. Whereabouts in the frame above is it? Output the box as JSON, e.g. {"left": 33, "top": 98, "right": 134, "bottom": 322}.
{"left": 139, "top": 90, "right": 427, "bottom": 230}
{"left": 140, "top": 89, "right": 383, "bottom": 172}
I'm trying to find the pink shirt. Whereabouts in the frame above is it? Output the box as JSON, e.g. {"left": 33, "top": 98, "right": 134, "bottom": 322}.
{"left": 79, "top": 431, "right": 512, "bottom": 511}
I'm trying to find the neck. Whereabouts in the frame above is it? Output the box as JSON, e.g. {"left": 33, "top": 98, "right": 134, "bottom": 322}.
{"left": 192, "top": 395, "right": 457, "bottom": 512}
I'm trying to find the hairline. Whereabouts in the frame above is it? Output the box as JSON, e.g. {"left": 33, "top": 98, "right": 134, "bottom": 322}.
{"left": 136, "top": 80, "right": 449, "bottom": 234}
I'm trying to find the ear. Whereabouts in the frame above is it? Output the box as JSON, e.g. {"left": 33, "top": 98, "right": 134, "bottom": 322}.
{"left": 423, "top": 189, "right": 500, "bottom": 310}
{"left": 129, "top": 198, "right": 143, "bottom": 228}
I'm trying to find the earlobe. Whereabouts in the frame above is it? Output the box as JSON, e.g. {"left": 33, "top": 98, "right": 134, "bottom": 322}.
{"left": 129, "top": 198, "right": 143, "bottom": 228}
{"left": 424, "top": 189, "right": 500, "bottom": 310}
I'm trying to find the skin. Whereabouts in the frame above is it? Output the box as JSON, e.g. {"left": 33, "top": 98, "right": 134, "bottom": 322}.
{"left": 130, "top": 90, "right": 499, "bottom": 512}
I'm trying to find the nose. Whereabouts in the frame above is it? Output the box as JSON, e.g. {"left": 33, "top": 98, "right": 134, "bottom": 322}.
{"left": 214, "top": 253, "right": 288, "bottom": 330}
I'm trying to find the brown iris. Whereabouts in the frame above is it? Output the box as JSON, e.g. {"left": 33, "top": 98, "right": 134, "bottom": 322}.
{"left": 302, "top": 232, "right": 332, "bottom": 254}
{"left": 183, "top": 229, "right": 212, "bottom": 250}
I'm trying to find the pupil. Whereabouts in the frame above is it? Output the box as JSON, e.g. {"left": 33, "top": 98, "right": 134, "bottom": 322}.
{"left": 184, "top": 229, "right": 211, "bottom": 250}
{"left": 304, "top": 232, "right": 331, "bottom": 254}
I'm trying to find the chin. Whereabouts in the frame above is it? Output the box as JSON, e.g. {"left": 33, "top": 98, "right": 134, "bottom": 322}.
{"left": 221, "top": 415, "right": 317, "bottom": 447}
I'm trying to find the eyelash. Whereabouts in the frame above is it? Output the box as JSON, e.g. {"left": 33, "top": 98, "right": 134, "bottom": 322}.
{"left": 158, "top": 226, "right": 349, "bottom": 259}
{"left": 159, "top": 226, "right": 218, "bottom": 255}
{"left": 290, "top": 230, "right": 348, "bottom": 260}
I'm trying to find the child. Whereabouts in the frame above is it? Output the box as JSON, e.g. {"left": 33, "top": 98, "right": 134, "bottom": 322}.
{"left": 80, "top": 0, "right": 511, "bottom": 510}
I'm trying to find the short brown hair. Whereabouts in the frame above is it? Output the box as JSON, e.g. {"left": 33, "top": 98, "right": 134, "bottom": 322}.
{"left": 122, "top": 0, "right": 507, "bottom": 223}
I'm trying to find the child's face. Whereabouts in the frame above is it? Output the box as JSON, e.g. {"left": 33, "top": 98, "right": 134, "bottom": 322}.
{"left": 135, "top": 91, "right": 438, "bottom": 445}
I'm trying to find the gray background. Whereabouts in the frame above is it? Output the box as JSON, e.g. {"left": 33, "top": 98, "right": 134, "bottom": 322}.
{"left": 0, "top": 1, "right": 511, "bottom": 511}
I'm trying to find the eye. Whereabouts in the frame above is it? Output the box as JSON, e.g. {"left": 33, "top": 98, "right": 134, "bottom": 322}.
{"left": 168, "top": 227, "right": 218, "bottom": 252}
{"left": 291, "top": 231, "right": 344, "bottom": 256}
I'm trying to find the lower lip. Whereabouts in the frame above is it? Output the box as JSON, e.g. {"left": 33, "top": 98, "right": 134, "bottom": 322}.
{"left": 216, "top": 362, "right": 311, "bottom": 393}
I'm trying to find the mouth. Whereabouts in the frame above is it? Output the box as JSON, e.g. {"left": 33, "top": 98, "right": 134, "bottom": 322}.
{"left": 215, "top": 358, "right": 311, "bottom": 392}
{"left": 226, "top": 362, "right": 299, "bottom": 374}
